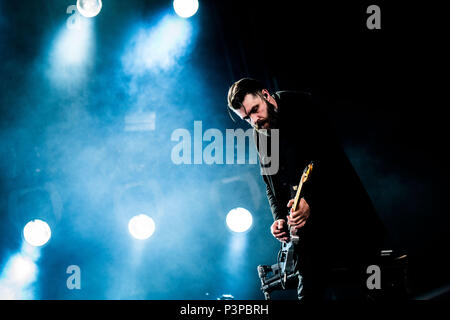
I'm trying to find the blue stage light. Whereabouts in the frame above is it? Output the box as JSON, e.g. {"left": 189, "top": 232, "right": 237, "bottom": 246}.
{"left": 173, "top": 0, "right": 199, "bottom": 18}
{"left": 128, "top": 214, "right": 155, "bottom": 240}
{"left": 226, "top": 208, "right": 253, "bottom": 233}
{"left": 46, "top": 15, "right": 94, "bottom": 86}
{"left": 0, "top": 243, "right": 41, "bottom": 299}
{"left": 122, "top": 14, "right": 193, "bottom": 74}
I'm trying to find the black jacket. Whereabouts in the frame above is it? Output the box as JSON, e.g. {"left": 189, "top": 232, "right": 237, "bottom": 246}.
{"left": 254, "top": 91, "right": 385, "bottom": 266}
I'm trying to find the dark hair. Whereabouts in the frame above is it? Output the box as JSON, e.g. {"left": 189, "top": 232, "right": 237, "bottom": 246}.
{"left": 227, "top": 78, "right": 265, "bottom": 110}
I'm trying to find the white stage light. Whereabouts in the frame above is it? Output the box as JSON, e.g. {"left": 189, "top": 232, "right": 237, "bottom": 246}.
{"left": 0, "top": 254, "right": 38, "bottom": 299}
{"left": 8, "top": 255, "right": 37, "bottom": 285}
{"left": 23, "top": 219, "right": 51, "bottom": 247}
{"left": 173, "top": 0, "right": 199, "bottom": 18}
{"left": 128, "top": 214, "right": 155, "bottom": 240}
{"left": 77, "top": 0, "right": 103, "bottom": 18}
{"left": 226, "top": 208, "right": 253, "bottom": 233}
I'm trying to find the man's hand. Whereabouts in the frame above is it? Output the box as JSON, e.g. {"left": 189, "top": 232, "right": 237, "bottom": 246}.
{"left": 287, "top": 197, "right": 310, "bottom": 230}
{"left": 270, "top": 219, "right": 290, "bottom": 243}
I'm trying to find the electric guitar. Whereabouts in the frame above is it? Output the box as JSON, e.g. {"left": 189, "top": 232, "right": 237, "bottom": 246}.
{"left": 278, "top": 161, "right": 314, "bottom": 287}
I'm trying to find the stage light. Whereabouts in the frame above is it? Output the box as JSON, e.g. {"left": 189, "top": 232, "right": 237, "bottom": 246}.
{"left": 128, "top": 214, "right": 155, "bottom": 240}
{"left": 0, "top": 247, "right": 39, "bottom": 299}
{"left": 7, "top": 255, "right": 37, "bottom": 285}
{"left": 0, "top": 254, "right": 37, "bottom": 299}
{"left": 122, "top": 14, "right": 193, "bottom": 74}
{"left": 173, "top": 0, "right": 199, "bottom": 18}
{"left": 77, "top": 0, "right": 102, "bottom": 18}
{"left": 226, "top": 208, "right": 253, "bottom": 233}
{"left": 23, "top": 219, "right": 51, "bottom": 247}
{"left": 47, "top": 15, "right": 93, "bottom": 86}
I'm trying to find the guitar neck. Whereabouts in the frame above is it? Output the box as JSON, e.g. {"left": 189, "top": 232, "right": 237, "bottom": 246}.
{"left": 292, "top": 162, "right": 313, "bottom": 212}
{"left": 292, "top": 179, "right": 305, "bottom": 212}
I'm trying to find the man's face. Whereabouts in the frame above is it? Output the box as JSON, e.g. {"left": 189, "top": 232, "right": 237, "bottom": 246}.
{"left": 237, "top": 91, "right": 277, "bottom": 130}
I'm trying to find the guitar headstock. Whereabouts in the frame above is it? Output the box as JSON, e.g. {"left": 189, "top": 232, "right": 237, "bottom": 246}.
{"left": 301, "top": 162, "right": 314, "bottom": 183}
{"left": 292, "top": 162, "right": 315, "bottom": 212}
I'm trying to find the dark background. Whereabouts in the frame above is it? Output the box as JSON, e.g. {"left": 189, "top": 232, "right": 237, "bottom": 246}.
{"left": 0, "top": 0, "right": 443, "bottom": 300}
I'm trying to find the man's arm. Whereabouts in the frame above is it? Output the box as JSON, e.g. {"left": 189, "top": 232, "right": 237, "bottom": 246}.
{"left": 262, "top": 174, "right": 285, "bottom": 221}
{"left": 263, "top": 174, "right": 292, "bottom": 243}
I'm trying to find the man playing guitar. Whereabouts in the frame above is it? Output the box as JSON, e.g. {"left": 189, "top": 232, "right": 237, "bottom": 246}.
{"left": 227, "top": 78, "right": 386, "bottom": 300}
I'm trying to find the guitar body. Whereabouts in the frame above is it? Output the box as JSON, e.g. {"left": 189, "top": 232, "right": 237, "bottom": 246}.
{"left": 256, "top": 163, "right": 314, "bottom": 297}
{"left": 281, "top": 240, "right": 297, "bottom": 277}
{"left": 278, "top": 162, "right": 313, "bottom": 286}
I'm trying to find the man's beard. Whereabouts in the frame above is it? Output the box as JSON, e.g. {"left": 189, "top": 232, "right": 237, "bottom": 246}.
{"left": 255, "top": 99, "right": 279, "bottom": 135}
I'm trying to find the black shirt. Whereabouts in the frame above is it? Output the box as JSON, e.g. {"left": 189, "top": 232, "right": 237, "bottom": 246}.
{"left": 254, "top": 91, "right": 385, "bottom": 266}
